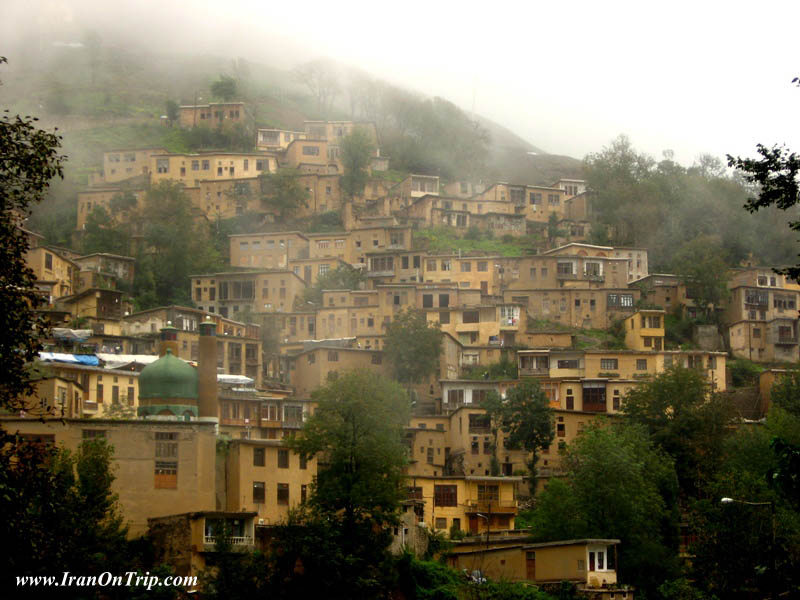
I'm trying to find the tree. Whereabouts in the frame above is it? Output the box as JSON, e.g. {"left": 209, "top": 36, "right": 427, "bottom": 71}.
{"left": 728, "top": 144, "right": 800, "bottom": 278}
{"left": 300, "top": 264, "right": 364, "bottom": 308}
{"left": 688, "top": 420, "right": 800, "bottom": 600}
{"left": 259, "top": 171, "right": 309, "bottom": 221}
{"left": 210, "top": 75, "right": 237, "bottom": 101}
{"left": 293, "top": 59, "right": 340, "bottom": 116}
{"left": 383, "top": 308, "right": 442, "bottom": 400}
{"left": 482, "top": 391, "right": 506, "bottom": 476}
{"left": 671, "top": 234, "right": 730, "bottom": 320}
{"left": 546, "top": 211, "right": 565, "bottom": 245}
{"left": 134, "top": 181, "right": 223, "bottom": 308}
{"left": 532, "top": 423, "right": 681, "bottom": 597}
{"left": 286, "top": 370, "right": 410, "bottom": 599}
{"left": 82, "top": 206, "right": 131, "bottom": 255}
{"left": 0, "top": 60, "right": 65, "bottom": 410}
{"left": 165, "top": 99, "right": 179, "bottom": 122}
{"left": 622, "top": 365, "right": 733, "bottom": 498}
{"left": 340, "top": 127, "right": 374, "bottom": 200}
{"left": 289, "top": 370, "right": 410, "bottom": 530}
{"left": 0, "top": 434, "right": 130, "bottom": 580}
{"left": 499, "top": 381, "right": 555, "bottom": 488}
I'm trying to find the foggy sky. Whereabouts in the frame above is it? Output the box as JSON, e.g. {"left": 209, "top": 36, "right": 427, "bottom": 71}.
{"left": 4, "top": 0, "right": 799, "bottom": 165}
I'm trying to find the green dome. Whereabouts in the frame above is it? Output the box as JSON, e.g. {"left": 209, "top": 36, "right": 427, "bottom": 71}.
{"left": 139, "top": 350, "right": 198, "bottom": 400}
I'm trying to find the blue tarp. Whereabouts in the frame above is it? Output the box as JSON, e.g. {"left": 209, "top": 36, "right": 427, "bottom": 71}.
{"left": 39, "top": 352, "right": 99, "bottom": 366}
{"left": 74, "top": 355, "right": 100, "bottom": 366}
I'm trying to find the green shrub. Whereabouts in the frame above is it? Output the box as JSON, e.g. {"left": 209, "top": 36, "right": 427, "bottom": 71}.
{"left": 728, "top": 359, "right": 764, "bottom": 387}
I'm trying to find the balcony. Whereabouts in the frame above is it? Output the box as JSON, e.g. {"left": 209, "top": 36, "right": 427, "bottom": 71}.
{"left": 776, "top": 335, "right": 798, "bottom": 345}
{"left": 204, "top": 536, "right": 253, "bottom": 546}
{"left": 583, "top": 401, "right": 607, "bottom": 413}
{"left": 283, "top": 419, "right": 304, "bottom": 429}
{"left": 585, "top": 273, "right": 605, "bottom": 283}
{"left": 260, "top": 418, "right": 281, "bottom": 428}
{"left": 83, "top": 401, "right": 99, "bottom": 412}
{"left": 469, "top": 428, "right": 491, "bottom": 437}
{"left": 556, "top": 272, "right": 578, "bottom": 280}
{"left": 466, "top": 500, "right": 518, "bottom": 514}
{"left": 499, "top": 317, "right": 520, "bottom": 330}
{"left": 520, "top": 366, "right": 549, "bottom": 376}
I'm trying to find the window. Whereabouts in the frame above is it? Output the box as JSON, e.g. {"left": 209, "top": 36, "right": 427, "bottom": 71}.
{"left": 440, "top": 311, "right": 450, "bottom": 324}
{"left": 600, "top": 358, "right": 618, "bottom": 371}
{"left": 82, "top": 429, "right": 106, "bottom": 439}
{"left": 478, "top": 484, "right": 500, "bottom": 502}
{"left": 422, "top": 294, "right": 433, "bottom": 308}
{"left": 607, "top": 293, "right": 634, "bottom": 308}
{"left": 371, "top": 354, "right": 382, "bottom": 365}
{"left": 557, "top": 359, "right": 580, "bottom": 369}
{"left": 439, "top": 294, "right": 449, "bottom": 308}
{"left": 557, "top": 262, "right": 574, "bottom": 275}
{"left": 155, "top": 432, "right": 178, "bottom": 458}
{"left": 277, "top": 483, "right": 289, "bottom": 505}
{"left": 753, "top": 327, "right": 761, "bottom": 338}
{"left": 302, "top": 145, "right": 320, "bottom": 156}
{"left": 434, "top": 485, "right": 457, "bottom": 507}
{"left": 583, "top": 383, "right": 607, "bottom": 411}
{"left": 156, "top": 158, "right": 169, "bottom": 173}
{"left": 636, "top": 359, "right": 648, "bottom": 370}
{"left": 463, "top": 310, "right": 479, "bottom": 324}
{"left": 441, "top": 260, "right": 451, "bottom": 271}
{"left": 477, "top": 261, "right": 488, "bottom": 272}
{"left": 408, "top": 486, "right": 423, "bottom": 500}
{"left": 530, "top": 192, "right": 542, "bottom": 205}
{"left": 278, "top": 449, "right": 289, "bottom": 469}
{"left": 253, "top": 447, "right": 265, "bottom": 466}
{"left": 427, "top": 447, "right": 434, "bottom": 463}
{"left": 253, "top": 482, "right": 265, "bottom": 503}
{"left": 299, "top": 455, "right": 307, "bottom": 470}
{"left": 448, "top": 389, "right": 464, "bottom": 405}
{"left": 460, "top": 261, "right": 471, "bottom": 272}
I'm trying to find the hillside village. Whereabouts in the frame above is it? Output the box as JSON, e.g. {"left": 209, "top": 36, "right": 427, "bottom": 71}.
{"left": 9, "top": 93, "right": 800, "bottom": 596}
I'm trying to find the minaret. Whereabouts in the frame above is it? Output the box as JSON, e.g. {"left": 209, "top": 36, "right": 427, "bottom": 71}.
{"left": 198, "top": 316, "right": 218, "bottom": 419}
{"left": 159, "top": 323, "right": 179, "bottom": 357}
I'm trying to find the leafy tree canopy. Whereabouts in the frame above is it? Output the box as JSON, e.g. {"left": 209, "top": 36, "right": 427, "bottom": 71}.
{"left": 728, "top": 143, "right": 800, "bottom": 279}
{"left": 622, "top": 365, "right": 733, "bottom": 498}
{"left": 133, "top": 181, "right": 224, "bottom": 309}
{"left": 340, "top": 127, "right": 374, "bottom": 200}
{"left": 259, "top": 171, "right": 309, "bottom": 221}
{"left": 532, "top": 423, "right": 680, "bottom": 597}
{"left": 288, "top": 370, "right": 410, "bottom": 530}
{"left": 498, "top": 381, "right": 555, "bottom": 486}
{"left": 210, "top": 75, "right": 237, "bottom": 102}
{"left": 0, "top": 60, "right": 65, "bottom": 409}
{"left": 383, "top": 308, "right": 442, "bottom": 393}
{"left": 300, "top": 264, "right": 364, "bottom": 308}
{"left": 671, "top": 234, "right": 731, "bottom": 319}
{"left": 0, "top": 435, "right": 131, "bottom": 581}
